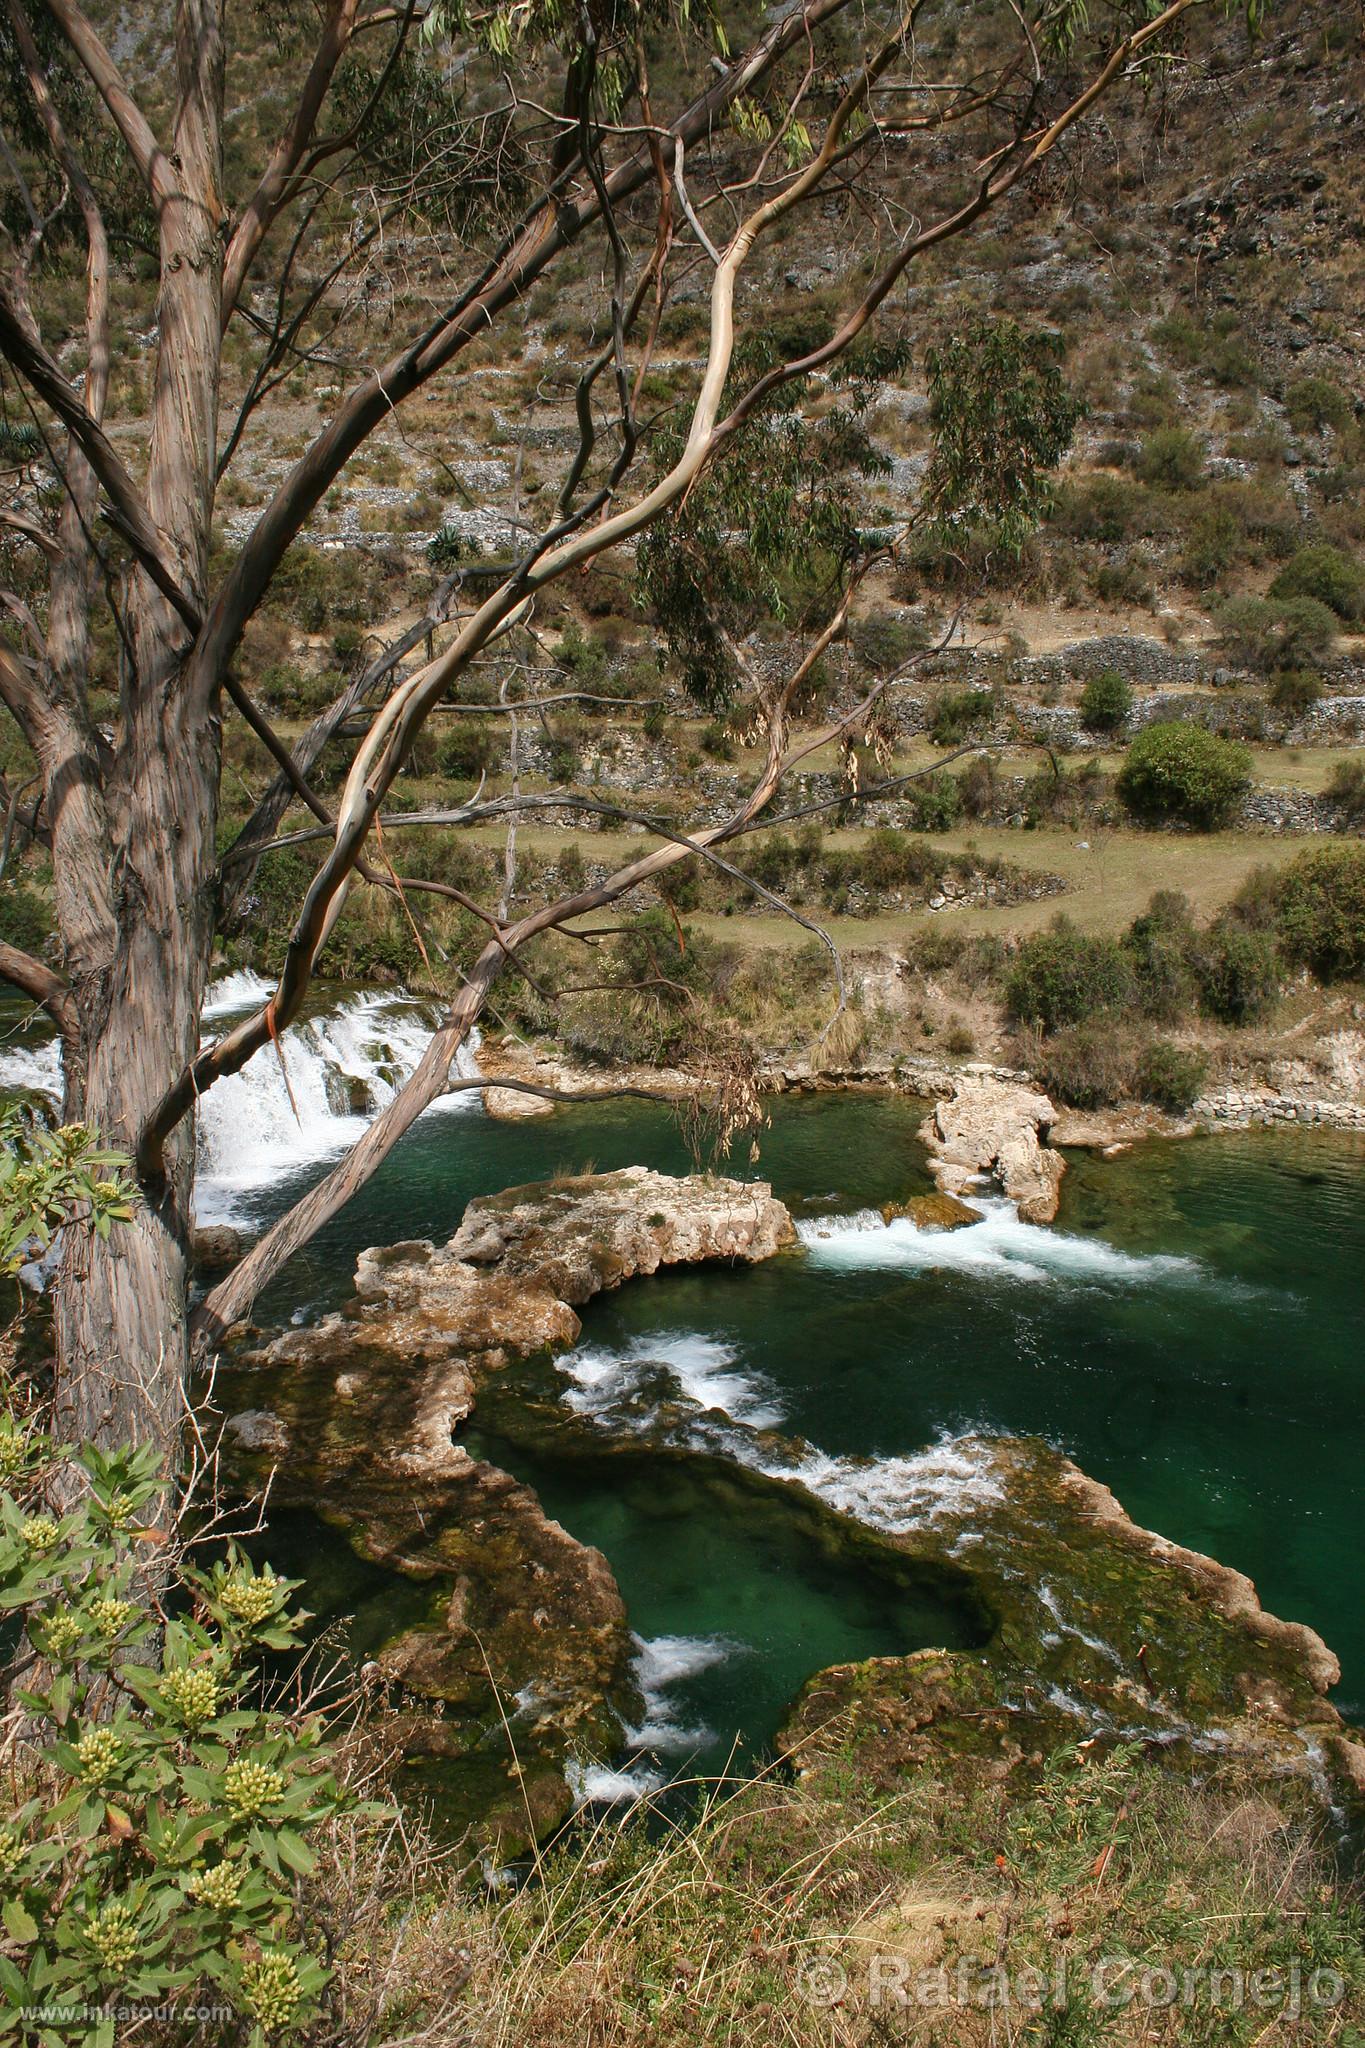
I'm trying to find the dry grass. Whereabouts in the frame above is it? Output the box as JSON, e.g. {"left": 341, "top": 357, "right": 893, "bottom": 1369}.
{"left": 305, "top": 1738, "right": 1363, "bottom": 2048}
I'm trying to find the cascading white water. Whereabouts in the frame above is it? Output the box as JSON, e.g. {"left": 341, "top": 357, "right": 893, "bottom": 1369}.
{"left": 192, "top": 983, "right": 482, "bottom": 1225}
{"left": 0, "top": 974, "right": 482, "bottom": 1228}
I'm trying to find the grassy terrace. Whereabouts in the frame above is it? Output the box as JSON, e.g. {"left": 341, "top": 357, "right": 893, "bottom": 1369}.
{"left": 450, "top": 819, "right": 1328, "bottom": 946}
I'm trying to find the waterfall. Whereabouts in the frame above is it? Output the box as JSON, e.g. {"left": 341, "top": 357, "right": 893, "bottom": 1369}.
{"left": 0, "top": 975, "right": 482, "bottom": 1228}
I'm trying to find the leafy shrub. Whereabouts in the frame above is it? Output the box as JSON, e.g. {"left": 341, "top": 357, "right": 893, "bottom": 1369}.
{"left": 848, "top": 613, "right": 930, "bottom": 672}
{"left": 0, "top": 1444, "right": 344, "bottom": 2037}
{"left": 1091, "top": 555, "right": 1154, "bottom": 608}
{"left": 0, "top": 883, "right": 53, "bottom": 963}
{"left": 1325, "top": 758, "right": 1365, "bottom": 824}
{"left": 1179, "top": 504, "right": 1242, "bottom": 587}
{"left": 957, "top": 754, "right": 998, "bottom": 818}
{"left": 1273, "top": 843, "right": 1365, "bottom": 981}
{"left": 1195, "top": 921, "right": 1282, "bottom": 1023}
{"left": 1215, "top": 594, "right": 1338, "bottom": 674}
{"left": 928, "top": 687, "right": 995, "bottom": 748}
{"left": 1282, "top": 376, "right": 1353, "bottom": 437}
{"left": 0, "top": 1122, "right": 350, "bottom": 2040}
{"left": 1078, "top": 669, "right": 1133, "bottom": 733}
{"left": 904, "top": 771, "right": 963, "bottom": 832}
{"left": 1267, "top": 668, "right": 1323, "bottom": 715}
{"left": 1037, "top": 1022, "right": 1136, "bottom": 1107}
{"left": 1268, "top": 544, "right": 1365, "bottom": 622}
{"left": 1116, "top": 721, "right": 1252, "bottom": 829}
{"left": 1135, "top": 427, "right": 1205, "bottom": 492}
{"left": 426, "top": 523, "right": 468, "bottom": 567}
{"left": 1135, "top": 1039, "right": 1208, "bottom": 1111}
{"left": 1125, "top": 891, "right": 1200, "bottom": 1022}
{"left": 1004, "top": 918, "right": 1135, "bottom": 1031}
{"left": 1049, "top": 474, "right": 1141, "bottom": 544}
{"left": 437, "top": 721, "right": 499, "bottom": 781}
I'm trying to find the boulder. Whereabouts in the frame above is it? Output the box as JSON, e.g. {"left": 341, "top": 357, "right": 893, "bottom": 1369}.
{"left": 920, "top": 1074, "right": 1065, "bottom": 1222}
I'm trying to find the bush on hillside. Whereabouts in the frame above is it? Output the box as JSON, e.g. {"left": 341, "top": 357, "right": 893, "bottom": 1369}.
{"left": 1134, "top": 1038, "right": 1208, "bottom": 1111}
{"left": 1124, "top": 890, "right": 1201, "bottom": 1021}
{"left": 1325, "top": 758, "right": 1365, "bottom": 824}
{"left": 928, "top": 687, "right": 995, "bottom": 748}
{"left": 1267, "top": 668, "right": 1323, "bottom": 715}
{"left": 1078, "top": 668, "right": 1133, "bottom": 733}
{"left": 1004, "top": 918, "right": 1135, "bottom": 1031}
{"left": 1116, "top": 721, "right": 1252, "bottom": 829}
{"left": 1215, "top": 593, "right": 1338, "bottom": 674}
{"left": 1268, "top": 543, "right": 1365, "bottom": 622}
{"left": 1282, "top": 375, "right": 1354, "bottom": 437}
{"left": 1194, "top": 920, "right": 1282, "bottom": 1023}
{"left": 1036, "top": 1021, "right": 1136, "bottom": 1106}
{"left": 1135, "top": 426, "right": 1205, "bottom": 492}
{"left": 438, "top": 721, "right": 499, "bottom": 781}
{"left": 1272, "top": 843, "right": 1365, "bottom": 981}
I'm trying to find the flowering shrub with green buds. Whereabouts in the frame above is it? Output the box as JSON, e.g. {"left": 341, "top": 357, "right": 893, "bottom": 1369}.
{"left": 0, "top": 1430, "right": 345, "bottom": 2046}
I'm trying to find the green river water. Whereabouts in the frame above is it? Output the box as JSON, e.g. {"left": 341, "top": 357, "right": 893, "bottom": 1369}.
{"left": 245, "top": 1089, "right": 1365, "bottom": 1781}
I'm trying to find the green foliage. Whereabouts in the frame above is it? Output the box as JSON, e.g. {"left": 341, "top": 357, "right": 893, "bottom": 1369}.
{"left": 1215, "top": 593, "right": 1338, "bottom": 673}
{"left": 0, "top": 1433, "right": 344, "bottom": 2045}
{"left": 0, "top": 1114, "right": 135, "bottom": 1275}
{"left": 1271, "top": 843, "right": 1365, "bottom": 982}
{"left": 0, "top": 1131, "right": 352, "bottom": 2043}
{"left": 1124, "top": 890, "right": 1201, "bottom": 1022}
{"left": 1194, "top": 920, "right": 1282, "bottom": 1023}
{"left": 1049, "top": 472, "right": 1144, "bottom": 544}
{"left": 1036, "top": 1021, "right": 1136, "bottom": 1106}
{"left": 923, "top": 316, "right": 1082, "bottom": 553}
{"left": 437, "top": 721, "right": 499, "bottom": 781}
{"left": 903, "top": 771, "right": 964, "bottom": 832}
{"left": 1135, "top": 426, "right": 1206, "bottom": 492}
{"left": 1267, "top": 668, "right": 1322, "bottom": 715}
{"left": 1078, "top": 669, "right": 1133, "bottom": 733}
{"left": 1151, "top": 311, "right": 1260, "bottom": 390}
{"left": 1282, "top": 376, "right": 1354, "bottom": 437}
{"left": 928, "top": 687, "right": 994, "bottom": 748}
{"left": 0, "top": 884, "right": 53, "bottom": 962}
{"left": 635, "top": 335, "right": 902, "bottom": 706}
{"left": 1115, "top": 721, "right": 1252, "bottom": 829}
{"left": 1134, "top": 1038, "right": 1207, "bottom": 1111}
{"left": 1004, "top": 917, "right": 1135, "bottom": 1031}
{"left": 426, "top": 524, "right": 468, "bottom": 569}
{"left": 1325, "top": 757, "right": 1365, "bottom": 824}
{"left": 1268, "top": 544, "right": 1365, "bottom": 622}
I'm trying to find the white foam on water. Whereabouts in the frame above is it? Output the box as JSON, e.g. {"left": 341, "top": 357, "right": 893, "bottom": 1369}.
{"left": 797, "top": 1198, "right": 1200, "bottom": 1288}
{"left": 0, "top": 1037, "right": 62, "bottom": 1102}
{"left": 556, "top": 1330, "right": 784, "bottom": 1431}
{"left": 0, "top": 991, "right": 481, "bottom": 1229}
{"left": 565, "top": 1758, "right": 665, "bottom": 1806}
{"left": 625, "top": 1633, "right": 738, "bottom": 1753}
{"left": 194, "top": 995, "right": 481, "bottom": 1224}
{"left": 202, "top": 968, "right": 274, "bottom": 1020}
{"left": 769, "top": 1435, "right": 1007, "bottom": 1533}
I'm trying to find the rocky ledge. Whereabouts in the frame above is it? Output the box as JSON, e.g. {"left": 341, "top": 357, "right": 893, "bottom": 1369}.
{"left": 213, "top": 1169, "right": 795, "bottom": 1845}
{"left": 919, "top": 1074, "right": 1066, "bottom": 1223}
{"left": 777, "top": 1434, "right": 1365, "bottom": 1819}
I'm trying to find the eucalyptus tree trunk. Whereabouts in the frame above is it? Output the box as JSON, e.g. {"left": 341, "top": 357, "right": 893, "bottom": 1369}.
{"left": 49, "top": 0, "right": 225, "bottom": 1459}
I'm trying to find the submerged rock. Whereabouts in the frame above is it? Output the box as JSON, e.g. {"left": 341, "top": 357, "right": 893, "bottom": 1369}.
{"left": 920, "top": 1074, "right": 1065, "bottom": 1222}
{"left": 881, "top": 1191, "right": 983, "bottom": 1231}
